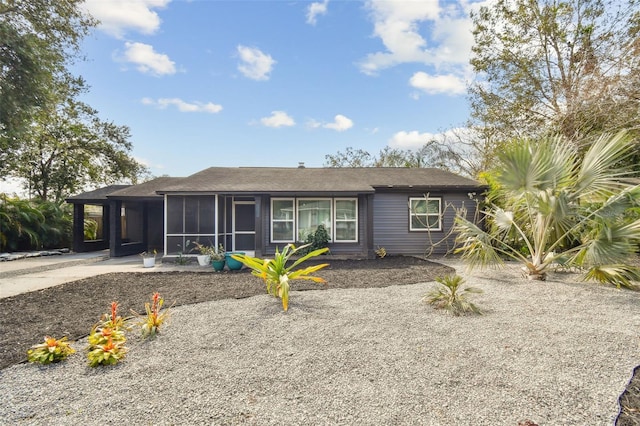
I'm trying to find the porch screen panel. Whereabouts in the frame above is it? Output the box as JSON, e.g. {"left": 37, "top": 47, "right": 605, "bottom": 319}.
{"left": 184, "top": 197, "right": 198, "bottom": 234}
{"left": 166, "top": 195, "right": 216, "bottom": 254}
{"left": 199, "top": 198, "right": 215, "bottom": 234}
{"left": 167, "top": 197, "right": 183, "bottom": 234}
{"left": 297, "top": 199, "right": 331, "bottom": 241}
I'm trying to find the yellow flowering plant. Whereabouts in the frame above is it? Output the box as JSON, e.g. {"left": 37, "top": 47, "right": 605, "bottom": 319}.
{"left": 231, "top": 243, "right": 329, "bottom": 311}
{"left": 27, "top": 336, "right": 75, "bottom": 364}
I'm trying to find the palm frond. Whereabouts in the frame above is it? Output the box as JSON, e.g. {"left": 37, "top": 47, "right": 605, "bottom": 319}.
{"left": 576, "top": 131, "right": 636, "bottom": 202}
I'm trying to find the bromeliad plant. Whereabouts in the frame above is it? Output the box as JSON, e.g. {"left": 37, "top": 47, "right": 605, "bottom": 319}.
{"left": 87, "top": 301, "right": 127, "bottom": 367}
{"left": 231, "top": 243, "right": 329, "bottom": 311}
{"left": 423, "top": 274, "right": 483, "bottom": 316}
{"left": 27, "top": 336, "right": 75, "bottom": 364}
{"left": 134, "top": 292, "right": 172, "bottom": 338}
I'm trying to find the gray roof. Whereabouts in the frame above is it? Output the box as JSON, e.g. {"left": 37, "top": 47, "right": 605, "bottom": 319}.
{"left": 66, "top": 185, "right": 131, "bottom": 203}
{"left": 108, "top": 177, "right": 183, "bottom": 199}
{"left": 157, "top": 167, "right": 482, "bottom": 194}
{"left": 66, "top": 177, "right": 184, "bottom": 203}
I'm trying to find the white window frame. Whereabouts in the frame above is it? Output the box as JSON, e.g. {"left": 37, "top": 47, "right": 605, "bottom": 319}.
{"left": 269, "top": 197, "right": 359, "bottom": 243}
{"left": 296, "top": 198, "right": 333, "bottom": 242}
{"left": 333, "top": 198, "right": 358, "bottom": 242}
{"left": 270, "top": 198, "right": 295, "bottom": 243}
{"left": 409, "top": 197, "right": 442, "bottom": 231}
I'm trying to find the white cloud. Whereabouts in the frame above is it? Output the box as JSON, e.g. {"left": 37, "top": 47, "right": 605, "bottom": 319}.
{"left": 82, "top": 0, "right": 170, "bottom": 38}
{"left": 237, "top": 46, "right": 276, "bottom": 81}
{"left": 389, "top": 127, "right": 473, "bottom": 150}
{"left": 358, "top": 0, "right": 476, "bottom": 96}
{"left": 123, "top": 42, "right": 177, "bottom": 76}
{"left": 142, "top": 97, "right": 223, "bottom": 113}
{"left": 389, "top": 130, "right": 439, "bottom": 150}
{"left": 409, "top": 72, "right": 466, "bottom": 95}
{"left": 306, "top": 114, "right": 354, "bottom": 131}
{"left": 261, "top": 111, "right": 295, "bottom": 128}
{"left": 323, "top": 114, "right": 354, "bottom": 131}
{"left": 307, "top": 0, "right": 329, "bottom": 25}
{"left": 306, "top": 119, "right": 322, "bottom": 129}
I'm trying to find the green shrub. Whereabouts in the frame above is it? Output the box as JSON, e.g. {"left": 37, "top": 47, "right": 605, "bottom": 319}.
{"left": 300, "top": 224, "right": 330, "bottom": 255}
{"left": 423, "top": 274, "right": 483, "bottom": 316}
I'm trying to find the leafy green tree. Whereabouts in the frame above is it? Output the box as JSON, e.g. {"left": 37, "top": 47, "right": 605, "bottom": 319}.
{"left": 11, "top": 78, "right": 148, "bottom": 202}
{"left": 469, "top": 0, "right": 640, "bottom": 168}
{"left": 0, "top": 194, "right": 73, "bottom": 251}
{"left": 454, "top": 131, "right": 640, "bottom": 288}
{"left": 0, "top": 194, "right": 43, "bottom": 250}
{"left": 0, "top": 0, "right": 96, "bottom": 177}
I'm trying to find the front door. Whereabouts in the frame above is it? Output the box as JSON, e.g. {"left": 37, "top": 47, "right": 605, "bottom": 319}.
{"left": 233, "top": 201, "right": 255, "bottom": 255}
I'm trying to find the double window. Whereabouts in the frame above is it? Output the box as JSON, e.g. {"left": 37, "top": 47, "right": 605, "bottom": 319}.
{"left": 271, "top": 198, "right": 357, "bottom": 243}
{"left": 409, "top": 197, "right": 442, "bottom": 231}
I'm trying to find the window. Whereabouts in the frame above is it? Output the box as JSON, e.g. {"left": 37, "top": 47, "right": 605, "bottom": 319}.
{"left": 270, "top": 197, "right": 358, "bottom": 243}
{"left": 334, "top": 199, "right": 357, "bottom": 242}
{"left": 271, "top": 199, "right": 295, "bottom": 242}
{"left": 409, "top": 197, "right": 441, "bottom": 231}
{"left": 297, "top": 199, "right": 332, "bottom": 241}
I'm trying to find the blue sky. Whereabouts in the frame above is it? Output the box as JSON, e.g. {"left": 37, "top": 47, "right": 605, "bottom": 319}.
{"left": 3, "top": 0, "right": 485, "bottom": 194}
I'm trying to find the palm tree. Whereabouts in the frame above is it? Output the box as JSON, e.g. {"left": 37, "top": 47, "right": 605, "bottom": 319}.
{"left": 454, "top": 131, "right": 640, "bottom": 287}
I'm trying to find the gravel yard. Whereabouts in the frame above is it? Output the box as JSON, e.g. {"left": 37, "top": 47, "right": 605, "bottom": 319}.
{"left": 0, "top": 256, "right": 639, "bottom": 425}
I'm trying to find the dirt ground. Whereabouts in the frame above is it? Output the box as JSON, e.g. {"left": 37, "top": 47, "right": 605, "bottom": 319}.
{"left": 0, "top": 255, "right": 637, "bottom": 424}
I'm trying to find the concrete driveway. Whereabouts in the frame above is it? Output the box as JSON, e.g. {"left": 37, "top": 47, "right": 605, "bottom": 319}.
{"left": 0, "top": 251, "right": 181, "bottom": 299}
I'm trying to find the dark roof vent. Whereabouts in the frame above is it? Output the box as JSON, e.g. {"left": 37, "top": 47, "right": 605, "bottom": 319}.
{"left": 298, "top": 162, "right": 305, "bottom": 168}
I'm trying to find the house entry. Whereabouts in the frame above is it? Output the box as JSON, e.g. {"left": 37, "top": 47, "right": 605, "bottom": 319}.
{"left": 233, "top": 201, "right": 255, "bottom": 254}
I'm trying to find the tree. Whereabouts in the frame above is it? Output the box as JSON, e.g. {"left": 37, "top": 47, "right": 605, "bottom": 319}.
{"left": 454, "top": 131, "right": 640, "bottom": 287}
{"left": 0, "top": 0, "right": 96, "bottom": 177}
{"left": 11, "top": 77, "right": 148, "bottom": 202}
{"left": 324, "top": 147, "right": 374, "bottom": 167}
{"left": 324, "top": 142, "right": 453, "bottom": 169}
{"left": 0, "top": 194, "right": 72, "bottom": 251}
{"left": 469, "top": 0, "right": 640, "bottom": 160}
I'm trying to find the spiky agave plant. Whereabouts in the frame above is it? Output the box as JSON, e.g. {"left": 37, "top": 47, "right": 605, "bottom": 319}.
{"left": 423, "top": 274, "right": 483, "bottom": 316}
{"left": 231, "top": 243, "right": 329, "bottom": 311}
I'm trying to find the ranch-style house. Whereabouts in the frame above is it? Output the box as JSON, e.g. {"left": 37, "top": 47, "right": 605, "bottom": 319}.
{"left": 66, "top": 166, "right": 484, "bottom": 259}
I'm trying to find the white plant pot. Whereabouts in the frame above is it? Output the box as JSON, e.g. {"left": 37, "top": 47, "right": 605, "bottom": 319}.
{"left": 197, "top": 255, "right": 211, "bottom": 266}
{"left": 143, "top": 257, "right": 156, "bottom": 268}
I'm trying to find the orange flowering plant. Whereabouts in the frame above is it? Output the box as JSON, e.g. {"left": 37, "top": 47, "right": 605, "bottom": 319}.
{"left": 27, "top": 336, "right": 75, "bottom": 364}
{"left": 87, "top": 301, "right": 127, "bottom": 367}
{"left": 134, "top": 292, "right": 173, "bottom": 338}
{"left": 231, "top": 243, "right": 329, "bottom": 311}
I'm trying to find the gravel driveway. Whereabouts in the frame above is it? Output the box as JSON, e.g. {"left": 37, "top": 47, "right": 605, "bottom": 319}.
{"left": 1, "top": 259, "right": 639, "bottom": 425}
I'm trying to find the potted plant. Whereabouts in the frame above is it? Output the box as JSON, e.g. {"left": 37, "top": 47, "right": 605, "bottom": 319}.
{"left": 192, "top": 242, "right": 213, "bottom": 267}
{"left": 140, "top": 250, "right": 157, "bottom": 268}
{"left": 225, "top": 250, "right": 245, "bottom": 271}
{"left": 210, "top": 244, "right": 226, "bottom": 272}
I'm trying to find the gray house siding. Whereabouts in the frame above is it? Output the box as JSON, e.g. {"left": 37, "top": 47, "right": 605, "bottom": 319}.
{"left": 372, "top": 191, "right": 479, "bottom": 256}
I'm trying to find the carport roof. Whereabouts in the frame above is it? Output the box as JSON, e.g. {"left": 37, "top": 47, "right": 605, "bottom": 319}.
{"left": 108, "top": 177, "right": 183, "bottom": 199}
{"left": 66, "top": 185, "right": 131, "bottom": 203}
